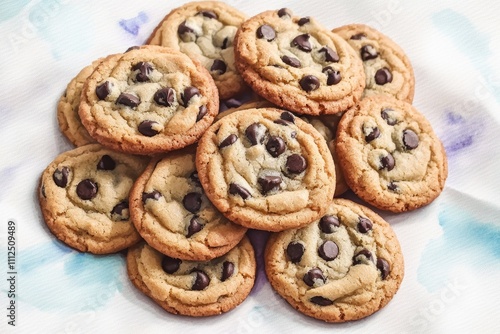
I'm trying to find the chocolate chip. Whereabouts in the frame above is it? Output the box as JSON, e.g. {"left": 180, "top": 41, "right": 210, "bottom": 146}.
{"left": 357, "top": 217, "right": 373, "bottom": 233}
{"left": 221, "top": 261, "right": 234, "bottom": 282}
{"left": 291, "top": 33, "right": 312, "bottom": 52}
{"left": 116, "top": 92, "right": 140, "bottom": 108}
{"left": 161, "top": 256, "right": 181, "bottom": 274}
{"left": 111, "top": 201, "right": 129, "bottom": 221}
{"left": 245, "top": 123, "right": 266, "bottom": 146}
{"left": 53, "top": 167, "right": 70, "bottom": 188}
{"left": 273, "top": 119, "right": 290, "bottom": 126}
{"left": 182, "top": 86, "right": 201, "bottom": 106}
{"left": 318, "top": 241, "right": 339, "bottom": 261}
{"left": 229, "top": 183, "right": 251, "bottom": 199}
{"left": 403, "top": 129, "right": 419, "bottom": 150}
{"left": 299, "top": 75, "right": 320, "bottom": 92}
{"left": 377, "top": 258, "right": 390, "bottom": 280}
{"left": 154, "top": 87, "right": 176, "bottom": 107}
{"left": 319, "top": 215, "right": 340, "bottom": 233}
{"left": 190, "top": 171, "right": 200, "bottom": 185}
{"left": 281, "top": 55, "right": 301, "bottom": 68}
{"left": 298, "top": 17, "right": 310, "bottom": 26}
{"left": 76, "top": 179, "right": 98, "bottom": 200}
{"left": 256, "top": 25, "right": 276, "bottom": 41}
{"left": 365, "top": 126, "right": 380, "bottom": 142}
{"left": 277, "top": 8, "right": 292, "bottom": 18}
{"left": 97, "top": 155, "right": 116, "bottom": 171}
{"left": 210, "top": 59, "right": 227, "bottom": 74}
{"left": 286, "top": 242, "right": 304, "bottom": 263}
{"left": 380, "top": 153, "right": 395, "bottom": 171}
{"left": 350, "top": 33, "right": 367, "bottom": 40}
{"left": 322, "top": 66, "right": 341, "bottom": 85}
{"left": 375, "top": 67, "right": 393, "bottom": 85}
{"left": 286, "top": 154, "right": 307, "bottom": 174}
{"left": 266, "top": 136, "right": 285, "bottom": 157}
{"left": 178, "top": 21, "right": 194, "bottom": 35}
{"left": 353, "top": 249, "right": 374, "bottom": 265}
{"left": 142, "top": 190, "right": 161, "bottom": 203}
{"left": 125, "top": 46, "right": 140, "bottom": 52}
{"left": 310, "top": 296, "right": 333, "bottom": 306}
{"left": 183, "top": 192, "right": 202, "bottom": 213}
{"left": 187, "top": 216, "right": 204, "bottom": 237}
{"left": 198, "top": 10, "right": 217, "bottom": 19}
{"left": 381, "top": 108, "right": 397, "bottom": 125}
{"left": 280, "top": 111, "right": 295, "bottom": 123}
{"left": 319, "top": 46, "right": 339, "bottom": 62}
{"left": 303, "top": 268, "right": 326, "bottom": 287}
{"left": 291, "top": 131, "right": 297, "bottom": 139}
{"left": 224, "top": 98, "right": 243, "bottom": 109}
{"left": 96, "top": 81, "right": 112, "bottom": 100}
{"left": 388, "top": 181, "right": 399, "bottom": 192}
{"left": 192, "top": 270, "right": 210, "bottom": 290}
{"left": 196, "top": 105, "right": 207, "bottom": 122}
{"left": 221, "top": 37, "right": 229, "bottom": 49}
{"left": 360, "top": 45, "right": 379, "bottom": 61}
{"left": 219, "top": 134, "right": 238, "bottom": 149}
{"left": 258, "top": 175, "right": 282, "bottom": 194}
{"left": 138, "top": 120, "right": 160, "bottom": 137}
{"left": 132, "top": 62, "right": 153, "bottom": 82}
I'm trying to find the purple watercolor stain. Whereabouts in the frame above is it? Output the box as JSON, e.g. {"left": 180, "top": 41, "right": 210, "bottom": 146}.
{"left": 441, "top": 110, "right": 482, "bottom": 156}
{"left": 247, "top": 229, "right": 270, "bottom": 293}
{"left": 119, "top": 11, "right": 148, "bottom": 36}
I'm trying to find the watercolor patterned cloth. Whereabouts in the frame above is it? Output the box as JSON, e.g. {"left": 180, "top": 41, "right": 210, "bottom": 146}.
{"left": 1, "top": 0, "right": 499, "bottom": 332}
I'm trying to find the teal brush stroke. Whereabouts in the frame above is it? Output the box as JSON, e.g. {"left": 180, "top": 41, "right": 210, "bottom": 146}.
{"left": 0, "top": 0, "right": 31, "bottom": 22}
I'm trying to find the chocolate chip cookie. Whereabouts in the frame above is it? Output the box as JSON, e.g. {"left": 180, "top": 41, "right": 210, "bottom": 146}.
{"left": 129, "top": 146, "right": 247, "bottom": 261}
{"left": 333, "top": 24, "right": 415, "bottom": 103}
{"left": 265, "top": 198, "right": 404, "bottom": 322}
{"left": 336, "top": 95, "right": 448, "bottom": 212}
{"left": 57, "top": 58, "right": 103, "bottom": 146}
{"left": 196, "top": 108, "right": 336, "bottom": 232}
{"left": 38, "top": 144, "right": 149, "bottom": 254}
{"left": 126, "top": 236, "right": 256, "bottom": 316}
{"left": 147, "top": 1, "right": 247, "bottom": 100}
{"left": 234, "top": 8, "right": 365, "bottom": 115}
{"left": 79, "top": 45, "right": 219, "bottom": 155}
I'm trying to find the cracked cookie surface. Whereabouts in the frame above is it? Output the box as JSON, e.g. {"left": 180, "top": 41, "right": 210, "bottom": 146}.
{"left": 336, "top": 95, "right": 448, "bottom": 212}
{"left": 129, "top": 146, "right": 247, "bottom": 261}
{"left": 234, "top": 8, "right": 365, "bottom": 115}
{"left": 79, "top": 45, "right": 218, "bottom": 155}
{"left": 147, "top": 1, "right": 247, "bottom": 100}
{"left": 196, "top": 108, "right": 336, "bottom": 232}
{"left": 126, "top": 236, "right": 255, "bottom": 316}
{"left": 38, "top": 144, "right": 149, "bottom": 254}
{"left": 265, "top": 198, "right": 404, "bottom": 322}
{"left": 333, "top": 24, "right": 415, "bottom": 103}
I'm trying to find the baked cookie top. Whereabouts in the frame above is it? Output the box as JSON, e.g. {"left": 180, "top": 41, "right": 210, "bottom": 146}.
{"left": 129, "top": 147, "right": 247, "bottom": 261}
{"left": 57, "top": 58, "right": 102, "bottom": 146}
{"left": 38, "top": 144, "right": 149, "bottom": 254}
{"left": 336, "top": 95, "right": 448, "bottom": 212}
{"left": 333, "top": 24, "right": 415, "bottom": 103}
{"left": 265, "top": 198, "right": 404, "bottom": 322}
{"left": 79, "top": 45, "right": 218, "bottom": 155}
{"left": 127, "top": 236, "right": 256, "bottom": 317}
{"left": 234, "top": 8, "right": 365, "bottom": 115}
{"left": 196, "top": 108, "right": 336, "bottom": 231}
{"left": 147, "top": 1, "right": 247, "bottom": 100}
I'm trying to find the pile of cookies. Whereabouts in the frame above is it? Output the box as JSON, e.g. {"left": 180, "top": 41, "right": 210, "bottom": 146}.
{"left": 38, "top": 1, "right": 448, "bottom": 323}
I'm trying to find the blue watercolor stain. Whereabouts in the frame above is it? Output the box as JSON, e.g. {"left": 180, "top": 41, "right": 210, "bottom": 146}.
{"left": 11, "top": 240, "right": 124, "bottom": 313}
{"left": 119, "top": 11, "right": 148, "bottom": 36}
{"left": 418, "top": 202, "right": 500, "bottom": 293}
{"left": 0, "top": 0, "right": 31, "bottom": 22}
{"left": 432, "top": 9, "right": 500, "bottom": 103}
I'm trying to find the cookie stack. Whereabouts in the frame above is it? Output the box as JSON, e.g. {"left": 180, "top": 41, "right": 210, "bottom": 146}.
{"left": 38, "top": 1, "right": 448, "bottom": 323}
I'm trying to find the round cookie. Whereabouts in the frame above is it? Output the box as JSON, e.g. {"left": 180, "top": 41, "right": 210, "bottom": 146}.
{"left": 126, "top": 236, "right": 256, "bottom": 317}
{"left": 147, "top": 1, "right": 247, "bottom": 99}
{"left": 129, "top": 146, "right": 247, "bottom": 261}
{"left": 234, "top": 8, "right": 365, "bottom": 115}
{"left": 265, "top": 198, "right": 404, "bottom": 322}
{"left": 333, "top": 24, "right": 415, "bottom": 103}
{"left": 79, "top": 45, "right": 219, "bottom": 155}
{"left": 57, "top": 58, "right": 103, "bottom": 146}
{"left": 38, "top": 144, "right": 149, "bottom": 254}
{"left": 196, "top": 108, "right": 336, "bottom": 232}
{"left": 336, "top": 95, "right": 448, "bottom": 212}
